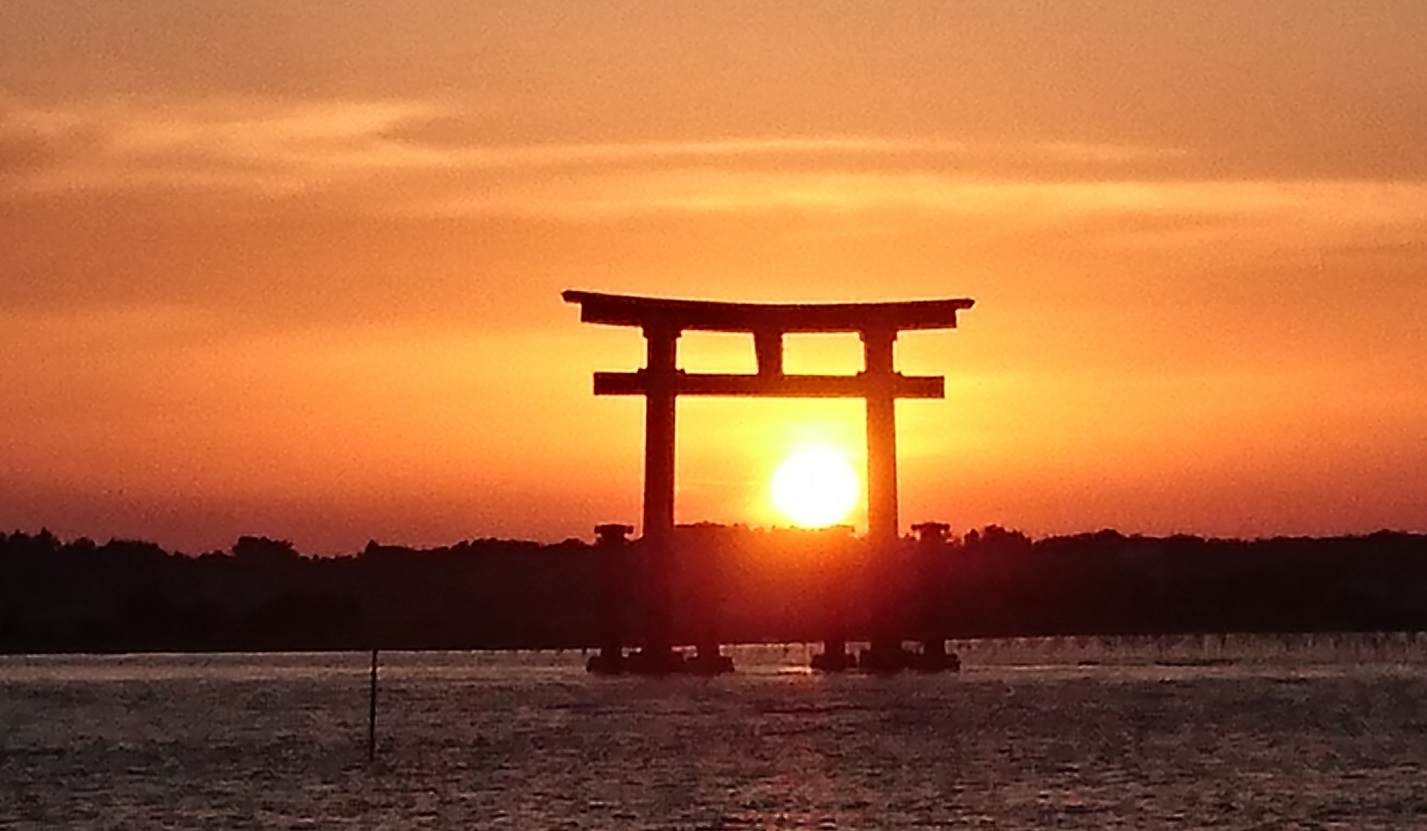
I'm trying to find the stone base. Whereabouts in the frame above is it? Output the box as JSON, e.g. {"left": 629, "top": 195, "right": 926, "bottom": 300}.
{"left": 911, "top": 651, "right": 961, "bottom": 673}
{"left": 686, "top": 652, "right": 736, "bottom": 675}
{"left": 857, "top": 646, "right": 962, "bottom": 674}
{"left": 585, "top": 652, "right": 626, "bottom": 674}
{"left": 810, "top": 650, "right": 858, "bottom": 672}
{"left": 586, "top": 648, "right": 736, "bottom": 675}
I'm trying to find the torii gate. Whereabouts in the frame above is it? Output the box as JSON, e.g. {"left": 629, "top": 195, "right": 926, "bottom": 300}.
{"left": 563, "top": 290, "right": 973, "bottom": 672}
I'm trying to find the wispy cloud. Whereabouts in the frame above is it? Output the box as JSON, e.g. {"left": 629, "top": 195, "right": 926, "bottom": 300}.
{"left": 2, "top": 97, "right": 1188, "bottom": 193}
{"left": 1, "top": 98, "right": 441, "bottom": 193}
{"left": 5, "top": 96, "right": 1426, "bottom": 257}
{"left": 427, "top": 168, "right": 1427, "bottom": 254}
{"left": 445, "top": 136, "right": 1186, "bottom": 169}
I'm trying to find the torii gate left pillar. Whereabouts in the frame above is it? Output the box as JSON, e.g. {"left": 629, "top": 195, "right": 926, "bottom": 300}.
{"left": 564, "top": 290, "right": 973, "bottom": 674}
{"left": 641, "top": 324, "right": 679, "bottom": 662}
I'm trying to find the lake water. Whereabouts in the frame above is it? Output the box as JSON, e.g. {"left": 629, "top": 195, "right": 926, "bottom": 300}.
{"left": 3, "top": 636, "right": 1427, "bottom": 829}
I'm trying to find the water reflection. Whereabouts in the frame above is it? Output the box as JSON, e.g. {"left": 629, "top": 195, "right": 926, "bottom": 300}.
{"left": 2, "top": 635, "right": 1426, "bottom": 829}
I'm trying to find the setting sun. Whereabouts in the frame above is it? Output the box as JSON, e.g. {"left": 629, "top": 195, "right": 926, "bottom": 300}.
{"left": 771, "top": 445, "right": 861, "bottom": 529}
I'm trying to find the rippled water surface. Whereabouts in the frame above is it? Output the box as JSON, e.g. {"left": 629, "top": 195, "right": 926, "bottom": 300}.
{"left": 4, "top": 637, "right": 1427, "bottom": 829}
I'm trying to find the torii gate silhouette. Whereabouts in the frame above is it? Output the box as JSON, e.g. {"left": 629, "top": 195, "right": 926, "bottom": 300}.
{"left": 564, "top": 290, "right": 973, "bottom": 673}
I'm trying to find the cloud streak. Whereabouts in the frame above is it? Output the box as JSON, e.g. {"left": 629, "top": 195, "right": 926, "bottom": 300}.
{"left": 6, "top": 98, "right": 1423, "bottom": 251}
{"left": 3, "top": 97, "right": 1195, "bottom": 194}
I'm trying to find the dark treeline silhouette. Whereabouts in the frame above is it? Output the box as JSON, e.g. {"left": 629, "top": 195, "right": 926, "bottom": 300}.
{"left": 1, "top": 525, "right": 1425, "bottom": 654}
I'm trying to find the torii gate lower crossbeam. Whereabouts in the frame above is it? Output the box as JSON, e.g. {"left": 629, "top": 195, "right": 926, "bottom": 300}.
{"left": 564, "top": 290, "right": 973, "bottom": 673}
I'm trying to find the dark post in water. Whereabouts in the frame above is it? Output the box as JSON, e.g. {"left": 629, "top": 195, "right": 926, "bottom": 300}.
{"left": 367, "top": 648, "right": 378, "bottom": 762}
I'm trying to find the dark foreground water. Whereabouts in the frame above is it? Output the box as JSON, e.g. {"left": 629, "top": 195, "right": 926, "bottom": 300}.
{"left": 4, "top": 636, "right": 1427, "bottom": 829}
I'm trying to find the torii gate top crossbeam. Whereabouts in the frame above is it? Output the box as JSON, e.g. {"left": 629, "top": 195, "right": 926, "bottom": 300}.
{"left": 562, "top": 290, "right": 973, "bottom": 333}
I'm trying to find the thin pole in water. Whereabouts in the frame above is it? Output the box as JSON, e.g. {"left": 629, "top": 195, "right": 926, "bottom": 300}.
{"left": 367, "top": 648, "right": 378, "bottom": 763}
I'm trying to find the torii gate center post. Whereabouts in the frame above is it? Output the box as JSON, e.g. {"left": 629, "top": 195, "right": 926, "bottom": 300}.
{"left": 563, "top": 290, "right": 974, "bottom": 666}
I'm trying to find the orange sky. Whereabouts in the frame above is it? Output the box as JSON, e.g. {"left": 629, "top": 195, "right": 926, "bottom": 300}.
{"left": 3, "top": 2, "right": 1426, "bottom": 552}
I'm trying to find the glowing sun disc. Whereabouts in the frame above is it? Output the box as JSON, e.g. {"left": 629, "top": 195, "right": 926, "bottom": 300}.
{"left": 771, "top": 445, "right": 860, "bottom": 528}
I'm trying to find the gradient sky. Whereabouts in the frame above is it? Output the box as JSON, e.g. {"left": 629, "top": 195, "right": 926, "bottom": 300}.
{"left": 3, "top": 2, "right": 1426, "bottom": 553}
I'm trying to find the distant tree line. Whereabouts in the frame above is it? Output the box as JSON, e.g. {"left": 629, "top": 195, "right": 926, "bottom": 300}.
{"left": 1, "top": 525, "right": 1424, "bottom": 654}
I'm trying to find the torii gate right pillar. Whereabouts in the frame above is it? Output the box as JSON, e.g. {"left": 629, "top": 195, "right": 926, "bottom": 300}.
{"left": 862, "top": 328, "right": 903, "bottom": 663}
{"left": 863, "top": 328, "right": 899, "bottom": 548}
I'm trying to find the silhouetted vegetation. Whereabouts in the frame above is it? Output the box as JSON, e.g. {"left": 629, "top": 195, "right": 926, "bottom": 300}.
{"left": 1, "top": 525, "right": 1424, "bottom": 653}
